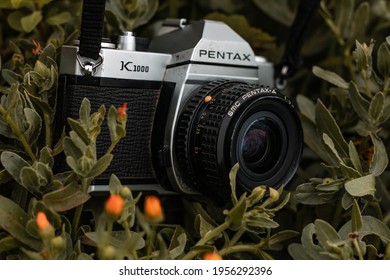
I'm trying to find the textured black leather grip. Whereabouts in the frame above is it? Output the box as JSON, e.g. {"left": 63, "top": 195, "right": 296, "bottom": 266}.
{"left": 78, "top": 0, "right": 106, "bottom": 60}
{"left": 57, "top": 75, "right": 162, "bottom": 183}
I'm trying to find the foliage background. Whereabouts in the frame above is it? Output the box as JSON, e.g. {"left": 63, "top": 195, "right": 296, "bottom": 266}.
{"left": 0, "top": 0, "right": 389, "bottom": 260}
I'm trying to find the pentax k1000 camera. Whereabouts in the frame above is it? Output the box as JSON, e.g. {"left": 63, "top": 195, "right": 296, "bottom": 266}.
{"left": 57, "top": 17, "right": 303, "bottom": 203}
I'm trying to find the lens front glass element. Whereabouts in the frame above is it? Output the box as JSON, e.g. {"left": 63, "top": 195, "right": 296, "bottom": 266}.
{"left": 237, "top": 112, "right": 286, "bottom": 178}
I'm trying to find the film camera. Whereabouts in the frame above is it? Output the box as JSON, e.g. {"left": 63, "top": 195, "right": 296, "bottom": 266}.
{"left": 57, "top": 18, "right": 303, "bottom": 202}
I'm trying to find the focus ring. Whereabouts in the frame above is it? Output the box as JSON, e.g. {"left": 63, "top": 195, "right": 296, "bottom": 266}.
{"left": 175, "top": 81, "right": 251, "bottom": 196}
{"left": 175, "top": 80, "right": 231, "bottom": 190}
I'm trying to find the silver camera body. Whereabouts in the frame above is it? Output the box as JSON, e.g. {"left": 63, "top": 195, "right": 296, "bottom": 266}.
{"left": 58, "top": 19, "right": 301, "bottom": 201}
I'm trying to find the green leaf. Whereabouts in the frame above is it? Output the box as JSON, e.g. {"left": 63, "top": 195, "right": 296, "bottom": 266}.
{"left": 19, "top": 167, "right": 41, "bottom": 192}
{"left": 1, "top": 69, "right": 23, "bottom": 85}
{"left": 340, "top": 162, "right": 362, "bottom": 179}
{"left": 78, "top": 155, "right": 94, "bottom": 175}
{"left": 335, "top": 0, "right": 354, "bottom": 38}
{"left": 315, "top": 100, "right": 349, "bottom": 158}
{"left": 7, "top": 10, "right": 24, "bottom": 32}
{"left": 39, "top": 146, "right": 54, "bottom": 168}
{"left": 349, "top": 3, "right": 370, "bottom": 44}
{"left": 314, "top": 219, "right": 342, "bottom": 250}
{"left": 87, "top": 154, "right": 113, "bottom": 178}
{"left": 348, "top": 141, "right": 363, "bottom": 175}
{"left": 109, "top": 174, "right": 123, "bottom": 194}
{"left": 229, "top": 162, "right": 239, "bottom": 204}
{"left": 0, "top": 119, "right": 15, "bottom": 139}
{"left": 168, "top": 231, "right": 187, "bottom": 259}
{"left": 34, "top": 60, "right": 50, "bottom": 77}
{"left": 79, "top": 98, "right": 91, "bottom": 127}
{"left": 0, "top": 236, "right": 25, "bottom": 254}
{"left": 245, "top": 212, "right": 279, "bottom": 231}
{"left": 295, "top": 182, "right": 336, "bottom": 205}
{"left": 351, "top": 199, "right": 363, "bottom": 232}
{"left": 195, "top": 214, "right": 217, "bottom": 240}
{"left": 322, "top": 133, "right": 344, "bottom": 163}
{"left": 369, "top": 92, "right": 385, "bottom": 124}
{"left": 369, "top": 133, "right": 388, "bottom": 176}
{"left": 0, "top": 195, "right": 42, "bottom": 251}
{"left": 21, "top": 11, "right": 43, "bottom": 33}
{"left": 344, "top": 174, "right": 375, "bottom": 197}
{"left": 377, "top": 42, "right": 390, "bottom": 80}
{"left": 63, "top": 136, "right": 83, "bottom": 162}
{"left": 37, "top": 0, "right": 52, "bottom": 6}
{"left": 35, "top": 162, "right": 53, "bottom": 184}
{"left": 315, "top": 178, "right": 344, "bottom": 192}
{"left": 300, "top": 223, "right": 330, "bottom": 259}
{"left": 297, "top": 94, "right": 316, "bottom": 123}
{"left": 46, "top": 12, "right": 73, "bottom": 25}
{"left": 105, "top": 0, "right": 159, "bottom": 31}
{"left": 43, "top": 182, "right": 90, "bottom": 212}
{"left": 38, "top": 44, "right": 56, "bottom": 65}
{"left": 348, "top": 82, "right": 370, "bottom": 123}
{"left": 23, "top": 108, "right": 42, "bottom": 144}
{"left": 66, "top": 156, "right": 82, "bottom": 176}
{"left": 67, "top": 118, "right": 90, "bottom": 145}
{"left": 339, "top": 216, "right": 390, "bottom": 244}
{"left": 10, "top": 0, "right": 31, "bottom": 8}
{"left": 288, "top": 243, "right": 313, "bottom": 260}
{"left": 341, "top": 192, "right": 354, "bottom": 210}
{"left": 0, "top": 0, "right": 12, "bottom": 9}
{"left": 0, "top": 151, "right": 30, "bottom": 186}
{"left": 312, "top": 66, "right": 348, "bottom": 89}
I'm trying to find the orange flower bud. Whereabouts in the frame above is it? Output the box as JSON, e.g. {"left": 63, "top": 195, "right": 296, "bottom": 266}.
{"left": 144, "top": 195, "right": 163, "bottom": 221}
{"left": 117, "top": 103, "right": 128, "bottom": 118}
{"left": 36, "top": 211, "right": 50, "bottom": 230}
{"left": 202, "top": 252, "right": 222, "bottom": 260}
{"left": 32, "top": 39, "right": 43, "bottom": 55}
{"left": 105, "top": 194, "right": 124, "bottom": 217}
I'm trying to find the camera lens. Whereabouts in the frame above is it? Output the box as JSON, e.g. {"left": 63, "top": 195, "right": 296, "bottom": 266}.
{"left": 174, "top": 80, "right": 302, "bottom": 201}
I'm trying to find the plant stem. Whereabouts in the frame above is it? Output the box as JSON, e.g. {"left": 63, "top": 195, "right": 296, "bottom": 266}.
{"left": 71, "top": 178, "right": 90, "bottom": 241}
{"left": 71, "top": 203, "right": 84, "bottom": 242}
{"left": 219, "top": 244, "right": 260, "bottom": 256}
{"left": 182, "top": 221, "right": 231, "bottom": 260}
{"left": 352, "top": 238, "right": 364, "bottom": 260}
{"left": 43, "top": 111, "right": 52, "bottom": 147}
{"left": 146, "top": 226, "right": 156, "bottom": 256}
{"left": 220, "top": 239, "right": 267, "bottom": 257}
{"left": 228, "top": 228, "right": 245, "bottom": 247}
{"left": 123, "top": 221, "right": 138, "bottom": 259}
{"left": 106, "top": 139, "right": 119, "bottom": 155}
{"left": 363, "top": 74, "right": 372, "bottom": 98}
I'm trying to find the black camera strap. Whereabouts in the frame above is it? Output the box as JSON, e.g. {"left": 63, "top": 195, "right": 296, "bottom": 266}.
{"left": 77, "top": 0, "right": 106, "bottom": 75}
{"left": 275, "top": 0, "right": 321, "bottom": 87}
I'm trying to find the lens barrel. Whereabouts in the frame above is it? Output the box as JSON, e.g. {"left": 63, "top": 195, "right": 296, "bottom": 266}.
{"left": 174, "top": 80, "right": 303, "bottom": 201}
